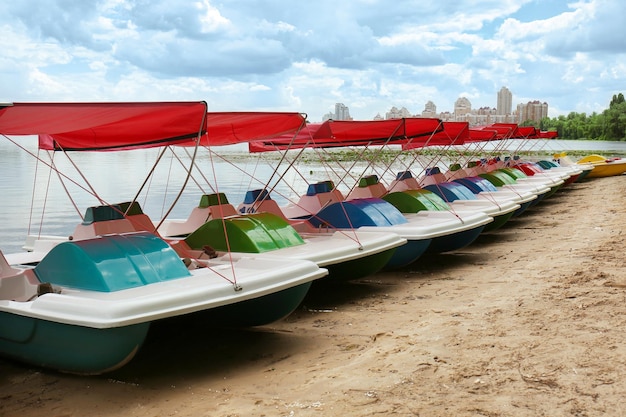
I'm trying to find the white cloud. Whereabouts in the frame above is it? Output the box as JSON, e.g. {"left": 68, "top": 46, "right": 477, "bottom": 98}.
{"left": 0, "top": 0, "right": 625, "bottom": 120}
{"left": 196, "top": 0, "right": 231, "bottom": 33}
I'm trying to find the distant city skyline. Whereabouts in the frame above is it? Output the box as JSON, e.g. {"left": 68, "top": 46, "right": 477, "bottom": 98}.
{"left": 335, "top": 86, "right": 547, "bottom": 125}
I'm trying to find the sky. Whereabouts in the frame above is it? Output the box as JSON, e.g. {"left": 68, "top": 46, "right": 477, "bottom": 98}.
{"left": 1, "top": 0, "right": 625, "bottom": 122}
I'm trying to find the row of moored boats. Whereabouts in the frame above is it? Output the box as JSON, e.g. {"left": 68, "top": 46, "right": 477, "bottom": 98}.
{"left": 0, "top": 101, "right": 624, "bottom": 374}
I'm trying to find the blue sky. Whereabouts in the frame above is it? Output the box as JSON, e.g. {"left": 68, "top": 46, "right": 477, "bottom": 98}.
{"left": 1, "top": 0, "right": 625, "bottom": 121}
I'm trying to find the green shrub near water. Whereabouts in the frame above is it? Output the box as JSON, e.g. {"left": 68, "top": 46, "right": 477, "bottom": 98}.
{"left": 537, "top": 93, "right": 626, "bottom": 141}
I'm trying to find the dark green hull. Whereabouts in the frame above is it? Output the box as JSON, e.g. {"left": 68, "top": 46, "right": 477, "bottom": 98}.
{"left": 325, "top": 247, "right": 397, "bottom": 279}
{"left": 196, "top": 281, "right": 312, "bottom": 327}
{"left": 483, "top": 211, "right": 516, "bottom": 232}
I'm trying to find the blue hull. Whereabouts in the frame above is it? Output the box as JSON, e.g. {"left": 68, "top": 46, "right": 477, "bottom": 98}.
{"left": 512, "top": 200, "right": 533, "bottom": 217}
{"left": 384, "top": 238, "right": 432, "bottom": 269}
{"left": 427, "top": 225, "right": 486, "bottom": 253}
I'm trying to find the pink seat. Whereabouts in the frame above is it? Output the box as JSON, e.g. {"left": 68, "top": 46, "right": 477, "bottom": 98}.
{"left": 346, "top": 175, "right": 387, "bottom": 200}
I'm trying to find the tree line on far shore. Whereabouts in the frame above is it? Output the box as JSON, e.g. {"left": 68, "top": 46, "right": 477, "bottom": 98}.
{"left": 528, "top": 93, "right": 626, "bottom": 141}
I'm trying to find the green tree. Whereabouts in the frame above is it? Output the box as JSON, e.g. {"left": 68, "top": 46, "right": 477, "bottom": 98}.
{"left": 541, "top": 93, "right": 626, "bottom": 140}
{"left": 602, "top": 100, "right": 626, "bottom": 140}
{"left": 609, "top": 93, "right": 625, "bottom": 107}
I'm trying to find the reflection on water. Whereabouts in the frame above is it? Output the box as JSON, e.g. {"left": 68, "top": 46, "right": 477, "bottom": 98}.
{"left": 1, "top": 137, "right": 625, "bottom": 253}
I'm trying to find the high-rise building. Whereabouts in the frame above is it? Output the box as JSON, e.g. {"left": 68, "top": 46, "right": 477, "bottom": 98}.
{"left": 421, "top": 101, "right": 437, "bottom": 118}
{"left": 454, "top": 97, "right": 472, "bottom": 121}
{"left": 322, "top": 103, "right": 352, "bottom": 121}
{"left": 497, "top": 87, "right": 512, "bottom": 115}
{"left": 334, "top": 103, "right": 351, "bottom": 120}
{"left": 517, "top": 100, "right": 548, "bottom": 124}
{"left": 385, "top": 106, "right": 412, "bottom": 119}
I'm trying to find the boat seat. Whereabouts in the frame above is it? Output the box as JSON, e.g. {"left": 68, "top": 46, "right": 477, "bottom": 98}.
{"left": 444, "top": 163, "right": 464, "bottom": 180}
{"left": 0, "top": 251, "right": 41, "bottom": 302}
{"left": 237, "top": 189, "right": 287, "bottom": 218}
{"left": 0, "top": 271, "right": 42, "bottom": 302}
{"left": 418, "top": 167, "right": 447, "bottom": 186}
{"left": 281, "top": 180, "right": 345, "bottom": 219}
{"left": 387, "top": 171, "right": 419, "bottom": 192}
{"left": 118, "top": 201, "right": 158, "bottom": 233}
{"left": 157, "top": 193, "right": 238, "bottom": 237}
{"left": 236, "top": 189, "right": 320, "bottom": 233}
{"left": 346, "top": 175, "right": 387, "bottom": 200}
{"left": 71, "top": 204, "right": 136, "bottom": 241}
{"left": 446, "top": 166, "right": 475, "bottom": 180}
{"left": 482, "top": 158, "right": 501, "bottom": 172}
{"left": 193, "top": 193, "right": 237, "bottom": 218}
{"left": 245, "top": 199, "right": 286, "bottom": 218}
{"left": 0, "top": 250, "right": 21, "bottom": 278}
{"left": 208, "top": 203, "right": 238, "bottom": 219}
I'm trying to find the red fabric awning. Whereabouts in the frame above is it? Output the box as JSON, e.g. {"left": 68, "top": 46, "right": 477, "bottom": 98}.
{"left": 202, "top": 112, "right": 306, "bottom": 147}
{"left": 538, "top": 130, "right": 558, "bottom": 139}
{"left": 489, "top": 123, "right": 521, "bottom": 139}
{"left": 0, "top": 102, "right": 208, "bottom": 150}
{"left": 249, "top": 122, "right": 320, "bottom": 152}
{"left": 249, "top": 118, "right": 444, "bottom": 152}
{"left": 312, "top": 118, "right": 443, "bottom": 142}
{"left": 402, "top": 121, "right": 468, "bottom": 150}
{"left": 466, "top": 123, "right": 520, "bottom": 142}
{"left": 467, "top": 128, "right": 498, "bottom": 142}
{"left": 516, "top": 126, "right": 539, "bottom": 138}
{"left": 0, "top": 102, "right": 307, "bottom": 151}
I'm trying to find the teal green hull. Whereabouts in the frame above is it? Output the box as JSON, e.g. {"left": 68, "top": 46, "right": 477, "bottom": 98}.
{"left": 196, "top": 281, "right": 312, "bottom": 327}
{"left": 0, "top": 232, "right": 317, "bottom": 374}
{"left": 0, "top": 282, "right": 312, "bottom": 373}
{"left": 0, "top": 312, "right": 150, "bottom": 375}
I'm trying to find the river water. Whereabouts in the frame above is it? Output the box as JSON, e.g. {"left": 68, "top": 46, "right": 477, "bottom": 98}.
{"left": 1, "top": 137, "right": 625, "bottom": 254}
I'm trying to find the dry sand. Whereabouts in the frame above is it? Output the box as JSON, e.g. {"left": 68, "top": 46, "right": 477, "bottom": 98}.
{"left": 1, "top": 174, "right": 625, "bottom": 417}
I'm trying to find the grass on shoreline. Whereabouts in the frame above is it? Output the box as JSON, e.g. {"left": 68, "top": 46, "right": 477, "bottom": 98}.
{"left": 216, "top": 147, "right": 626, "bottom": 165}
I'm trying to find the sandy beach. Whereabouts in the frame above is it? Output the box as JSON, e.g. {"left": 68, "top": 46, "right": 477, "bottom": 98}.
{"left": 1, "top": 173, "right": 625, "bottom": 417}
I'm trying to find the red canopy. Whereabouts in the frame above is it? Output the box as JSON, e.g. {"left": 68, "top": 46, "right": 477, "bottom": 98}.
{"left": 249, "top": 118, "right": 444, "bottom": 152}
{"left": 483, "top": 124, "right": 557, "bottom": 139}
{"left": 538, "top": 130, "right": 558, "bottom": 139}
{"left": 402, "top": 121, "right": 468, "bottom": 150}
{"left": 466, "top": 123, "right": 521, "bottom": 142}
{"left": 0, "top": 102, "right": 306, "bottom": 151}
{"left": 249, "top": 122, "right": 321, "bottom": 152}
{"left": 201, "top": 112, "right": 306, "bottom": 147}
{"left": 0, "top": 102, "right": 208, "bottom": 150}
{"left": 466, "top": 128, "right": 498, "bottom": 142}
{"left": 490, "top": 123, "right": 526, "bottom": 139}
{"left": 515, "top": 126, "right": 539, "bottom": 139}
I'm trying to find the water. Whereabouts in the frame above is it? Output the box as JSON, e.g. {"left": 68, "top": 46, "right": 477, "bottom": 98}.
{"left": 0, "top": 138, "right": 322, "bottom": 253}
{"left": 1, "top": 137, "right": 624, "bottom": 254}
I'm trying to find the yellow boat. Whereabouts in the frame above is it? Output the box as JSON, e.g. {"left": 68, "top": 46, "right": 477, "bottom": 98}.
{"left": 577, "top": 154, "right": 626, "bottom": 178}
